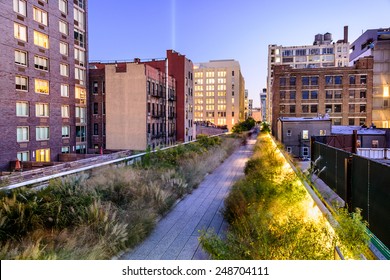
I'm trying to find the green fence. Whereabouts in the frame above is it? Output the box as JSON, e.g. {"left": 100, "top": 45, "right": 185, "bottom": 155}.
{"left": 313, "top": 142, "right": 390, "bottom": 252}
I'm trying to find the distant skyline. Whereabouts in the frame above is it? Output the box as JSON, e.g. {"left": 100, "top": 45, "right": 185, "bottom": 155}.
{"left": 89, "top": 0, "right": 390, "bottom": 107}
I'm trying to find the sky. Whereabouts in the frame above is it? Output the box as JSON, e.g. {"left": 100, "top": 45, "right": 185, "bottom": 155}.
{"left": 88, "top": 0, "right": 390, "bottom": 107}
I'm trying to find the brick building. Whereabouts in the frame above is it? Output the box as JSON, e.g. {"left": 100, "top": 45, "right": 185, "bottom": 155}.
{"left": 0, "top": 0, "right": 88, "bottom": 171}
{"left": 88, "top": 61, "right": 176, "bottom": 151}
{"left": 271, "top": 56, "right": 374, "bottom": 134}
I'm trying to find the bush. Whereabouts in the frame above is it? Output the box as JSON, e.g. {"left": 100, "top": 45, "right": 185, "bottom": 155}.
{"left": 231, "top": 118, "right": 256, "bottom": 133}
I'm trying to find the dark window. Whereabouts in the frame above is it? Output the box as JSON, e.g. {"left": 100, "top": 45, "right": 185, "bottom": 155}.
{"left": 232, "top": 71, "right": 234, "bottom": 76}
{"left": 349, "top": 75, "right": 356, "bottom": 84}
{"left": 335, "top": 76, "right": 342, "bottom": 84}
{"left": 290, "top": 105, "right": 295, "bottom": 113}
{"left": 359, "top": 118, "right": 366, "bottom": 125}
{"left": 302, "top": 77, "right": 309, "bottom": 86}
{"left": 289, "top": 91, "right": 296, "bottom": 100}
{"left": 310, "top": 91, "right": 318, "bottom": 99}
{"left": 326, "top": 90, "right": 332, "bottom": 99}
{"left": 326, "top": 104, "right": 332, "bottom": 113}
{"left": 325, "top": 76, "right": 333, "bottom": 85}
{"left": 290, "top": 76, "right": 296, "bottom": 86}
{"left": 349, "top": 90, "right": 355, "bottom": 99}
{"left": 93, "top": 123, "right": 98, "bottom": 135}
{"left": 334, "top": 104, "right": 342, "bottom": 113}
{"left": 360, "top": 104, "right": 366, "bottom": 113}
{"left": 360, "top": 75, "right": 367, "bottom": 84}
{"left": 302, "top": 105, "right": 309, "bottom": 113}
{"left": 311, "top": 76, "right": 318, "bottom": 85}
{"left": 93, "top": 81, "right": 98, "bottom": 93}
{"left": 360, "top": 90, "right": 366, "bottom": 98}
{"left": 349, "top": 119, "right": 355, "bottom": 125}
{"left": 311, "top": 105, "right": 318, "bottom": 113}
{"left": 302, "top": 91, "right": 309, "bottom": 99}
{"left": 280, "top": 105, "right": 285, "bottom": 113}
{"left": 280, "top": 77, "right": 287, "bottom": 86}
{"left": 93, "top": 103, "right": 98, "bottom": 114}
{"left": 280, "top": 91, "right": 286, "bottom": 99}
{"left": 102, "top": 102, "right": 105, "bottom": 115}
{"left": 334, "top": 91, "right": 342, "bottom": 99}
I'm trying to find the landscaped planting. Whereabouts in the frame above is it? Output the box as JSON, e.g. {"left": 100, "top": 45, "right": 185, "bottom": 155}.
{"left": 200, "top": 133, "right": 369, "bottom": 260}
{"left": 0, "top": 135, "right": 241, "bottom": 259}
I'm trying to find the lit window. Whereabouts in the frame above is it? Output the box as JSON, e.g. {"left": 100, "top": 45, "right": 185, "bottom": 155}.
{"left": 60, "top": 42, "right": 69, "bottom": 56}
{"left": 302, "top": 130, "right": 309, "bottom": 139}
{"left": 13, "top": 0, "right": 27, "bottom": 16}
{"left": 59, "top": 0, "right": 68, "bottom": 14}
{"left": 59, "top": 20, "right": 68, "bottom": 35}
{"left": 217, "top": 85, "right": 226, "bottom": 90}
{"left": 34, "top": 55, "right": 49, "bottom": 71}
{"left": 36, "top": 127, "right": 50, "bottom": 141}
{"left": 61, "top": 105, "right": 69, "bottom": 118}
{"left": 36, "top": 148, "right": 50, "bottom": 162}
{"left": 206, "top": 79, "right": 215, "bottom": 84}
{"left": 15, "top": 75, "right": 28, "bottom": 91}
{"left": 320, "top": 130, "right": 326, "bottom": 136}
{"left": 75, "top": 86, "right": 86, "bottom": 102}
{"left": 17, "top": 126, "right": 29, "bottom": 142}
{"left": 217, "top": 71, "right": 226, "bottom": 77}
{"left": 36, "top": 103, "right": 49, "bottom": 117}
{"left": 14, "top": 23, "right": 27, "bottom": 41}
{"left": 33, "top": 7, "right": 48, "bottom": 26}
{"left": 16, "top": 102, "right": 29, "bottom": 116}
{"left": 372, "top": 140, "right": 379, "bottom": 148}
{"left": 34, "top": 31, "right": 49, "bottom": 49}
{"left": 384, "top": 85, "right": 389, "bottom": 97}
{"left": 61, "top": 84, "right": 69, "bottom": 97}
{"left": 17, "top": 151, "right": 30, "bottom": 161}
{"left": 62, "top": 126, "right": 70, "bottom": 138}
{"left": 15, "top": 50, "right": 27, "bottom": 66}
{"left": 35, "top": 79, "right": 49, "bottom": 94}
{"left": 60, "top": 63, "right": 69, "bottom": 77}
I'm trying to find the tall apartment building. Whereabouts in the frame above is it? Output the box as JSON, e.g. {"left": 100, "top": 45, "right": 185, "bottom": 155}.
{"left": 271, "top": 57, "right": 373, "bottom": 134}
{"left": 350, "top": 28, "right": 390, "bottom": 128}
{"left": 267, "top": 26, "right": 349, "bottom": 129}
{"left": 89, "top": 61, "right": 176, "bottom": 151}
{"left": 193, "top": 60, "right": 245, "bottom": 131}
{"left": 0, "top": 0, "right": 88, "bottom": 171}
{"left": 143, "top": 50, "right": 194, "bottom": 143}
{"left": 260, "top": 88, "right": 267, "bottom": 122}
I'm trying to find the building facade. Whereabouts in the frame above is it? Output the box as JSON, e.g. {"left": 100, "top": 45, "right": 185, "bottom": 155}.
{"left": 193, "top": 59, "right": 245, "bottom": 131}
{"left": 277, "top": 117, "right": 332, "bottom": 158}
{"left": 0, "top": 0, "right": 88, "bottom": 171}
{"left": 271, "top": 57, "right": 374, "bottom": 134}
{"left": 267, "top": 26, "right": 349, "bottom": 129}
{"left": 88, "top": 61, "right": 176, "bottom": 151}
{"left": 350, "top": 28, "right": 390, "bottom": 128}
{"left": 142, "top": 50, "right": 194, "bottom": 143}
{"left": 260, "top": 88, "right": 267, "bottom": 122}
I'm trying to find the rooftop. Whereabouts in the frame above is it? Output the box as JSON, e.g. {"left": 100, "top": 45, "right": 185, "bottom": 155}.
{"left": 332, "top": 126, "right": 386, "bottom": 135}
{"left": 279, "top": 116, "right": 331, "bottom": 122}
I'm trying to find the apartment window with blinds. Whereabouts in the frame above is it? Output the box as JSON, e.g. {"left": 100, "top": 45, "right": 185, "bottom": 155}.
{"left": 15, "top": 75, "right": 28, "bottom": 91}
{"left": 16, "top": 102, "right": 29, "bottom": 117}
{"left": 17, "top": 127, "right": 29, "bottom": 142}
{"left": 36, "top": 103, "right": 49, "bottom": 117}
{"left": 34, "top": 55, "right": 49, "bottom": 71}
{"left": 60, "top": 42, "right": 69, "bottom": 56}
{"left": 74, "top": 8, "right": 85, "bottom": 29}
{"left": 17, "top": 151, "right": 30, "bottom": 161}
{"left": 59, "top": 0, "right": 68, "bottom": 14}
{"left": 15, "top": 50, "right": 27, "bottom": 66}
{"left": 14, "top": 23, "right": 27, "bottom": 41}
{"left": 13, "top": 0, "right": 27, "bottom": 16}
{"left": 59, "top": 21, "right": 68, "bottom": 35}
{"left": 60, "top": 63, "right": 69, "bottom": 77}
{"left": 36, "top": 126, "right": 49, "bottom": 141}
{"left": 33, "top": 7, "right": 48, "bottom": 26}
{"left": 61, "top": 105, "right": 70, "bottom": 118}
{"left": 61, "top": 84, "right": 69, "bottom": 97}
{"left": 62, "top": 126, "right": 70, "bottom": 138}
{"left": 34, "top": 31, "right": 49, "bottom": 49}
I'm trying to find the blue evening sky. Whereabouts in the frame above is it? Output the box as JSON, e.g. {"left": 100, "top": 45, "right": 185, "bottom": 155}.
{"left": 89, "top": 0, "right": 390, "bottom": 106}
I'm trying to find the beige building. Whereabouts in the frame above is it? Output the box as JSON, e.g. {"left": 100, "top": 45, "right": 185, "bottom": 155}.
{"left": 91, "top": 62, "right": 176, "bottom": 151}
{"left": 193, "top": 60, "right": 245, "bottom": 131}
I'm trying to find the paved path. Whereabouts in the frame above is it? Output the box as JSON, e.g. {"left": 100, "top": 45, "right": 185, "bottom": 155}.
{"left": 120, "top": 137, "right": 256, "bottom": 260}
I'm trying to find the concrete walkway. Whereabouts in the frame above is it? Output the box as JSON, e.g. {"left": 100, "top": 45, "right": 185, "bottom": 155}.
{"left": 120, "top": 137, "right": 256, "bottom": 260}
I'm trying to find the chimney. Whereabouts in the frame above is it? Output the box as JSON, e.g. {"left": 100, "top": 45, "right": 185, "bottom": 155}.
{"left": 344, "top": 26, "right": 349, "bottom": 43}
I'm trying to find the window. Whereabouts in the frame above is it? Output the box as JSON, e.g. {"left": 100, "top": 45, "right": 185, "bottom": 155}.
{"left": 334, "top": 90, "right": 342, "bottom": 99}
{"left": 335, "top": 76, "right": 342, "bottom": 84}
{"left": 61, "top": 105, "right": 69, "bottom": 118}
{"left": 360, "top": 75, "right": 367, "bottom": 84}
{"left": 320, "top": 130, "right": 326, "bottom": 136}
{"left": 280, "top": 91, "right": 286, "bottom": 99}
{"left": 17, "top": 151, "right": 29, "bottom": 162}
{"left": 14, "top": 23, "right": 27, "bottom": 41}
{"left": 75, "top": 87, "right": 86, "bottom": 101}
{"left": 302, "top": 105, "right": 309, "bottom": 113}
{"left": 372, "top": 140, "right": 379, "bottom": 148}
{"left": 34, "top": 55, "right": 49, "bottom": 71}
{"left": 349, "top": 75, "right": 356, "bottom": 84}
{"left": 74, "top": 29, "right": 85, "bottom": 48}
{"left": 74, "top": 48, "right": 85, "bottom": 66}
{"left": 34, "top": 31, "right": 49, "bottom": 49}
{"left": 311, "top": 77, "right": 318, "bottom": 85}
{"left": 62, "top": 126, "right": 70, "bottom": 138}
{"left": 311, "top": 105, "right": 318, "bottom": 113}
{"left": 360, "top": 90, "right": 367, "bottom": 99}
{"left": 359, "top": 118, "right": 366, "bottom": 126}
{"left": 349, "top": 90, "right": 355, "bottom": 99}
{"left": 17, "top": 126, "right": 29, "bottom": 142}
{"left": 289, "top": 91, "right": 296, "bottom": 100}
{"left": 35, "top": 79, "right": 49, "bottom": 94}
{"left": 280, "top": 77, "right": 287, "bottom": 86}
{"left": 287, "top": 129, "right": 292, "bottom": 136}
{"left": 325, "top": 104, "right": 332, "bottom": 113}
{"left": 360, "top": 104, "right": 366, "bottom": 113}
{"left": 61, "top": 84, "right": 69, "bottom": 97}
{"left": 334, "top": 104, "right": 342, "bottom": 113}
{"left": 74, "top": 0, "right": 85, "bottom": 9}
{"left": 33, "top": 7, "right": 48, "bottom": 26}
{"left": 280, "top": 105, "right": 285, "bottom": 113}
{"left": 326, "top": 90, "right": 333, "bottom": 99}
{"left": 349, "top": 118, "right": 355, "bottom": 125}
{"left": 93, "top": 103, "right": 98, "bottom": 114}
{"left": 62, "top": 146, "right": 70, "bottom": 154}
{"left": 15, "top": 75, "right": 28, "bottom": 91}
{"left": 36, "top": 103, "right": 49, "bottom": 117}
{"left": 59, "top": 0, "right": 68, "bottom": 14}
{"left": 290, "top": 77, "right": 296, "bottom": 86}
{"left": 15, "top": 50, "right": 27, "bottom": 66}
{"left": 59, "top": 21, "right": 69, "bottom": 35}
{"left": 60, "top": 63, "right": 69, "bottom": 76}
{"left": 75, "top": 67, "right": 85, "bottom": 84}
{"left": 302, "top": 77, "right": 309, "bottom": 85}
{"left": 349, "top": 104, "right": 355, "bottom": 113}
{"left": 75, "top": 106, "right": 86, "bottom": 123}
{"left": 60, "top": 42, "right": 69, "bottom": 56}
{"left": 13, "top": 0, "right": 27, "bottom": 16}
{"left": 74, "top": 8, "right": 85, "bottom": 29}
{"left": 36, "top": 148, "right": 50, "bottom": 162}
{"left": 302, "top": 147, "right": 309, "bottom": 157}
{"left": 302, "top": 130, "right": 309, "bottom": 140}
{"left": 287, "top": 147, "right": 292, "bottom": 153}
{"left": 302, "top": 91, "right": 309, "bottom": 99}
{"left": 93, "top": 124, "right": 99, "bottom": 135}
{"left": 16, "top": 102, "right": 29, "bottom": 116}
{"left": 36, "top": 126, "right": 49, "bottom": 140}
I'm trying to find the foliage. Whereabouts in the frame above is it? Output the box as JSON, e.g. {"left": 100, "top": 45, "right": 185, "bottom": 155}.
{"left": 200, "top": 133, "right": 369, "bottom": 260}
{"left": 231, "top": 117, "right": 256, "bottom": 133}
{"left": 0, "top": 135, "right": 241, "bottom": 259}
{"left": 260, "top": 122, "right": 270, "bottom": 132}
